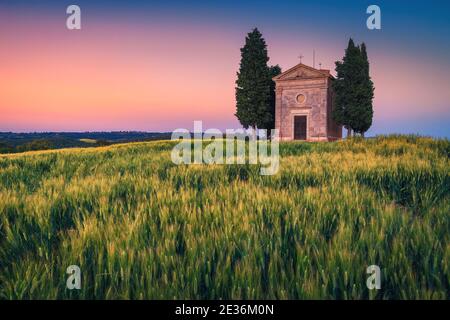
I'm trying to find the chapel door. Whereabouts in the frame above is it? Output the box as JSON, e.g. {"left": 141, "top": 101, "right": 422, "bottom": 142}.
{"left": 294, "top": 116, "right": 307, "bottom": 140}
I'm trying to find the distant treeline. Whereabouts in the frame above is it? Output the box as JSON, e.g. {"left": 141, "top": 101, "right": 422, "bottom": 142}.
{"left": 0, "top": 132, "right": 172, "bottom": 154}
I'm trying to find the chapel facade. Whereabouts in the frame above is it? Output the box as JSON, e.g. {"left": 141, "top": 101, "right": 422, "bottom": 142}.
{"left": 273, "top": 63, "right": 342, "bottom": 141}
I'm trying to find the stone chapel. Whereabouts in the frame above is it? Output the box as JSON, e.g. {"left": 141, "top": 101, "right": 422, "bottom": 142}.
{"left": 273, "top": 63, "right": 342, "bottom": 141}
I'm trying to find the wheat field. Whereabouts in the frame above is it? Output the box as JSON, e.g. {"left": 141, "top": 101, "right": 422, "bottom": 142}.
{"left": 0, "top": 135, "right": 448, "bottom": 299}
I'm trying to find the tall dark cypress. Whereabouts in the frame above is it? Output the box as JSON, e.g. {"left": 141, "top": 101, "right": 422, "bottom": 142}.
{"left": 351, "top": 43, "right": 374, "bottom": 136}
{"left": 235, "top": 28, "right": 272, "bottom": 134}
{"left": 332, "top": 38, "right": 360, "bottom": 137}
{"left": 332, "top": 39, "right": 374, "bottom": 137}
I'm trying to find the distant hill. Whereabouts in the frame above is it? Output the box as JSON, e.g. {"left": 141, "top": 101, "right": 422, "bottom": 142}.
{"left": 0, "top": 132, "right": 172, "bottom": 153}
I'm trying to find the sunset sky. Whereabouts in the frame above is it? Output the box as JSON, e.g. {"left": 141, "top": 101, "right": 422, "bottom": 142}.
{"left": 1, "top": 0, "right": 449, "bottom": 137}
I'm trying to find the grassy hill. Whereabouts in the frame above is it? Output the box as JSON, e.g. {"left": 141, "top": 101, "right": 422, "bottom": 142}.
{"left": 0, "top": 132, "right": 172, "bottom": 154}
{"left": 0, "top": 135, "right": 448, "bottom": 299}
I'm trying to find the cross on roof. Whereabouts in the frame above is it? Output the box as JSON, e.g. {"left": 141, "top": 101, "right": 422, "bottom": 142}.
{"left": 298, "top": 54, "right": 304, "bottom": 63}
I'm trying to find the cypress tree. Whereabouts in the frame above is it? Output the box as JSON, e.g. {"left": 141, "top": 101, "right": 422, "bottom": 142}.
{"left": 332, "top": 39, "right": 374, "bottom": 137}
{"left": 351, "top": 43, "right": 374, "bottom": 136}
{"left": 235, "top": 28, "right": 272, "bottom": 137}
{"left": 332, "top": 38, "right": 360, "bottom": 137}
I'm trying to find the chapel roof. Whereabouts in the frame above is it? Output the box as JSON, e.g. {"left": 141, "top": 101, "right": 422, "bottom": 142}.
{"left": 272, "top": 63, "right": 334, "bottom": 81}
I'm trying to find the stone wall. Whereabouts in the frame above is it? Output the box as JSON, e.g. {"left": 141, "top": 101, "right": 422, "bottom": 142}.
{"left": 326, "top": 82, "right": 342, "bottom": 140}
{"left": 273, "top": 64, "right": 343, "bottom": 141}
{"left": 275, "top": 78, "right": 329, "bottom": 141}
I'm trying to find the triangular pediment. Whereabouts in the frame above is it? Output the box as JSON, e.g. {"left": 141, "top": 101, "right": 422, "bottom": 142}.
{"left": 273, "top": 63, "right": 331, "bottom": 81}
